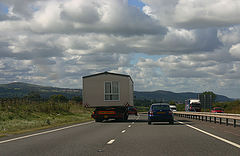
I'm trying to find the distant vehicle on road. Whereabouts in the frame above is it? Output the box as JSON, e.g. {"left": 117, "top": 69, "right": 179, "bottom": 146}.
{"left": 185, "top": 99, "right": 201, "bottom": 112}
{"left": 128, "top": 106, "right": 138, "bottom": 116}
{"left": 211, "top": 107, "right": 224, "bottom": 113}
{"left": 148, "top": 103, "right": 174, "bottom": 125}
{"left": 169, "top": 105, "right": 177, "bottom": 112}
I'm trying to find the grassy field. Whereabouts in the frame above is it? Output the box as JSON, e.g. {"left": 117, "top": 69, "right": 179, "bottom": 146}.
{"left": 0, "top": 99, "right": 93, "bottom": 137}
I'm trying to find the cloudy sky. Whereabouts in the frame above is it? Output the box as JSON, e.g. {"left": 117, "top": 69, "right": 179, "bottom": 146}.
{"left": 0, "top": 0, "right": 240, "bottom": 98}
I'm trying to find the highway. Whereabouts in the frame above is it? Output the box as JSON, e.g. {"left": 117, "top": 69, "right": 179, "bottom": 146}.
{"left": 0, "top": 114, "right": 239, "bottom": 156}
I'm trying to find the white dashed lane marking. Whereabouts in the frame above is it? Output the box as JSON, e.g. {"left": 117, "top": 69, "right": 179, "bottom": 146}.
{"left": 107, "top": 139, "right": 115, "bottom": 145}
{"left": 106, "top": 115, "right": 140, "bottom": 146}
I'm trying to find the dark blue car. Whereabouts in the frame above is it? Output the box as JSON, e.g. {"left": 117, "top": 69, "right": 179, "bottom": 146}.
{"left": 148, "top": 103, "right": 174, "bottom": 125}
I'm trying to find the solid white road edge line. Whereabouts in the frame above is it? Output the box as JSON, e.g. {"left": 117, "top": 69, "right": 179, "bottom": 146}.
{"left": 137, "top": 115, "right": 140, "bottom": 120}
{"left": 177, "top": 121, "right": 240, "bottom": 149}
{"left": 0, "top": 121, "right": 94, "bottom": 144}
{"left": 107, "top": 139, "right": 115, "bottom": 145}
{"left": 121, "top": 130, "right": 126, "bottom": 133}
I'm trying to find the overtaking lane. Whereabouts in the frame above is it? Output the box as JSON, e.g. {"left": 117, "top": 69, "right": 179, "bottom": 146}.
{"left": 100, "top": 114, "right": 240, "bottom": 156}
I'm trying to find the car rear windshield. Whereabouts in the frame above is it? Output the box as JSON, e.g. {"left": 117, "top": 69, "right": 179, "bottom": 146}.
{"left": 152, "top": 105, "right": 170, "bottom": 111}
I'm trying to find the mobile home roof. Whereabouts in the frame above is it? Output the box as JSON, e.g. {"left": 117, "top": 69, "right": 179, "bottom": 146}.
{"left": 83, "top": 71, "right": 133, "bottom": 83}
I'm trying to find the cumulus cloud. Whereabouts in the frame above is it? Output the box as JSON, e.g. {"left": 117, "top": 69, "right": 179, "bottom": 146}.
{"left": 0, "top": 0, "right": 46, "bottom": 19}
{"left": 229, "top": 43, "right": 240, "bottom": 59}
{"left": 142, "top": 0, "right": 240, "bottom": 28}
{"left": 138, "top": 28, "right": 222, "bottom": 54}
{"left": 27, "top": 0, "right": 166, "bottom": 36}
{"left": 0, "top": 0, "right": 240, "bottom": 98}
{"left": 127, "top": 50, "right": 240, "bottom": 97}
{"left": 218, "top": 26, "right": 240, "bottom": 46}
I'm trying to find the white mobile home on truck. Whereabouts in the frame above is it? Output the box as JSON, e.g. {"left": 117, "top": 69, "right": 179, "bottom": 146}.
{"left": 82, "top": 71, "right": 134, "bottom": 122}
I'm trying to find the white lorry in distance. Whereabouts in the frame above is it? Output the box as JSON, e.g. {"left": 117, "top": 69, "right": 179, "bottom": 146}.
{"left": 185, "top": 99, "right": 201, "bottom": 112}
{"left": 170, "top": 105, "right": 177, "bottom": 112}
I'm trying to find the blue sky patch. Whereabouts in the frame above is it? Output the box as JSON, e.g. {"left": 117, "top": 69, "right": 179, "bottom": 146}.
{"left": 0, "top": 2, "right": 8, "bottom": 14}
{"left": 130, "top": 53, "right": 167, "bottom": 65}
{"left": 128, "top": 0, "right": 145, "bottom": 9}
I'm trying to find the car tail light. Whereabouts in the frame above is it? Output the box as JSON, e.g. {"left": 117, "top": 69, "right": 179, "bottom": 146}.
{"left": 150, "top": 111, "right": 153, "bottom": 115}
{"left": 169, "top": 111, "right": 173, "bottom": 115}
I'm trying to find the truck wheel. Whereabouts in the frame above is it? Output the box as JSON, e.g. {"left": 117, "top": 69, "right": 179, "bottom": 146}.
{"left": 95, "top": 119, "right": 102, "bottom": 122}
{"left": 169, "top": 120, "right": 174, "bottom": 125}
{"left": 148, "top": 121, "right": 151, "bottom": 125}
{"left": 124, "top": 115, "right": 128, "bottom": 121}
{"left": 116, "top": 118, "right": 121, "bottom": 121}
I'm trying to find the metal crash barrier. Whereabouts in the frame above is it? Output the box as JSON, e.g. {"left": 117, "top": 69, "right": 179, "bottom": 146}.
{"left": 174, "top": 112, "right": 240, "bottom": 128}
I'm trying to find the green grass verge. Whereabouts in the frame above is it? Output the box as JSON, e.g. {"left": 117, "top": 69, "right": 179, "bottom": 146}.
{"left": 0, "top": 103, "right": 93, "bottom": 137}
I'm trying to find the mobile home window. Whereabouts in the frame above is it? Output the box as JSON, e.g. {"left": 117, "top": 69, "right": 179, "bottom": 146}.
{"left": 104, "top": 81, "right": 119, "bottom": 101}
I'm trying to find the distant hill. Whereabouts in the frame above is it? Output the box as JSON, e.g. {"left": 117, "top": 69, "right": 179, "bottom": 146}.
{"left": 0, "top": 82, "right": 233, "bottom": 102}
{"left": 134, "top": 90, "right": 232, "bottom": 102}
{"left": 0, "top": 82, "right": 81, "bottom": 98}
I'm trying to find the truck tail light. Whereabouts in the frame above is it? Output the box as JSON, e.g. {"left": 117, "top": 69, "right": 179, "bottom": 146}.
{"left": 150, "top": 111, "right": 153, "bottom": 115}
{"left": 91, "top": 111, "right": 95, "bottom": 118}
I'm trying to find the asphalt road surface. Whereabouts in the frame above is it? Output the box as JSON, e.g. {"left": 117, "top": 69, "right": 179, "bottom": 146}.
{"left": 0, "top": 114, "right": 240, "bottom": 156}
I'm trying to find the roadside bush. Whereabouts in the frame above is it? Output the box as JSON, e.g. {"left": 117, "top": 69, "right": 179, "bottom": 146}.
{"left": 0, "top": 97, "right": 72, "bottom": 117}
{"left": 214, "top": 100, "right": 240, "bottom": 114}
{"left": 0, "top": 97, "right": 92, "bottom": 135}
{"left": 176, "top": 104, "right": 185, "bottom": 111}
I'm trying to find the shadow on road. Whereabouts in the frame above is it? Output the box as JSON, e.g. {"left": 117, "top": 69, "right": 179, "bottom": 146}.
{"left": 102, "top": 119, "right": 195, "bottom": 126}
{"left": 98, "top": 115, "right": 196, "bottom": 126}
{"left": 103, "top": 120, "right": 191, "bottom": 126}
{"left": 150, "top": 122, "right": 182, "bottom": 126}
{"left": 102, "top": 119, "right": 147, "bottom": 123}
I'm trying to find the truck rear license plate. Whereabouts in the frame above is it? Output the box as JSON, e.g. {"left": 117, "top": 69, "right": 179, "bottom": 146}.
{"left": 98, "top": 111, "right": 115, "bottom": 115}
{"left": 104, "top": 115, "right": 108, "bottom": 118}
